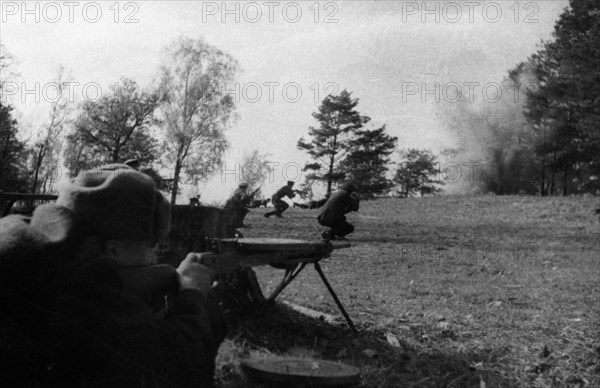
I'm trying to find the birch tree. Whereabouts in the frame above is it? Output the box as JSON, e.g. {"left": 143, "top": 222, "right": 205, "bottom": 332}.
{"left": 29, "top": 66, "right": 71, "bottom": 193}
{"left": 159, "top": 36, "right": 239, "bottom": 204}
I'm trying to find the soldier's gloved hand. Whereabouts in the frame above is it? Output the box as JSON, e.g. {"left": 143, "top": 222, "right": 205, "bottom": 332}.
{"left": 177, "top": 253, "right": 215, "bottom": 294}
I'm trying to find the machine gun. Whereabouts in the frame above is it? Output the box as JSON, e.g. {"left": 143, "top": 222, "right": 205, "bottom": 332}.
{"left": 119, "top": 237, "right": 356, "bottom": 332}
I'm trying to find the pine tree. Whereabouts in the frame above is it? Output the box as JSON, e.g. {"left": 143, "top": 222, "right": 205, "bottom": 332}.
{"left": 297, "top": 90, "right": 370, "bottom": 197}
{"left": 0, "top": 102, "right": 28, "bottom": 192}
{"left": 521, "top": 0, "right": 600, "bottom": 195}
{"left": 339, "top": 126, "right": 397, "bottom": 198}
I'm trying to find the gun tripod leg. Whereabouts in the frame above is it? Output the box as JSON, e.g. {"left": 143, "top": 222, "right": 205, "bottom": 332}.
{"left": 313, "top": 262, "right": 358, "bottom": 335}
{"left": 267, "top": 263, "right": 307, "bottom": 302}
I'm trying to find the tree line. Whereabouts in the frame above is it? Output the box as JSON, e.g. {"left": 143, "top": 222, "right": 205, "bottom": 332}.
{"left": 443, "top": 0, "right": 599, "bottom": 196}
{"left": 1, "top": 36, "right": 443, "bottom": 203}
{"left": 295, "top": 2, "right": 600, "bottom": 199}
{"left": 2, "top": 2, "right": 597, "bottom": 202}
{"left": 296, "top": 89, "right": 443, "bottom": 199}
{"left": 1, "top": 37, "right": 238, "bottom": 205}
{"left": 513, "top": 0, "right": 599, "bottom": 196}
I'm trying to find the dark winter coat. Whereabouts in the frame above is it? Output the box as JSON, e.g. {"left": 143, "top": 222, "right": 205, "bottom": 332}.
{"left": 0, "top": 207, "right": 226, "bottom": 388}
{"left": 317, "top": 189, "right": 360, "bottom": 225}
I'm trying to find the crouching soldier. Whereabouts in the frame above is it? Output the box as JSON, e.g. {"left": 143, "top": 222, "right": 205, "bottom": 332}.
{"left": 0, "top": 164, "right": 226, "bottom": 387}
{"left": 224, "top": 182, "right": 252, "bottom": 228}
{"left": 318, "top": 182, "right": 360, "bottom": 240}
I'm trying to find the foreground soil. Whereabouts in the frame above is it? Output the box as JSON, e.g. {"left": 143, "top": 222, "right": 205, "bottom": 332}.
{"left": 215, "top": 195, "right": 600, "bottom": 388}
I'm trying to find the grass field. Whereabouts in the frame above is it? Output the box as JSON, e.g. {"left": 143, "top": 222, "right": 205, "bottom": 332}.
{"left": 216, "top": 195, "right": 600, "bottom": 388}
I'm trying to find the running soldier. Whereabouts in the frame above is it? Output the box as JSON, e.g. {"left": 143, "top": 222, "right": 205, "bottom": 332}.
{"left": 264, "top": 180, "right": 296, "bottom": 218}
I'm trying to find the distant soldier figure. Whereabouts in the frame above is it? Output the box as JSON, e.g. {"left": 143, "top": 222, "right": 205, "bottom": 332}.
{"left": 189, "top": 194, "right": 201, "bottom": 206}
{"left": 264, "top": 180, "right": 296, "bottom": 218}
{"left": 318, "top": 182, "right": 360, "bottom": 240}
{"left": 224, "top": 182, "right": 252, "bottom": 228}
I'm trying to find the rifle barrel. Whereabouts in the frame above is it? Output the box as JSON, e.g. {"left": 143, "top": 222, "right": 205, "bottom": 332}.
{"left": 330, "top": 241, "right": 351, "bottom": 249}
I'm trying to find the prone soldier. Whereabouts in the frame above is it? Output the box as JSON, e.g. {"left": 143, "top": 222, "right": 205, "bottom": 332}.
{"left": 0, "top": 164, "right": 226, "bottom": 387}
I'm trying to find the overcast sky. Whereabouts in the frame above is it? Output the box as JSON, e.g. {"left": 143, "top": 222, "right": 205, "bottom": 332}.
{"left": 1, "top": 0, "right": 569, "bottom": 202}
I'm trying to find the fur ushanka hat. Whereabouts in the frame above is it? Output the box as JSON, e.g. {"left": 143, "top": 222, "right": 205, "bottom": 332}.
{"left": 56, "top": 164, "right": 170, "bottom": 243}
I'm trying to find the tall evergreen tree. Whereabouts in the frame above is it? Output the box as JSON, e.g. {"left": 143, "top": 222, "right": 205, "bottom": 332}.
{"left": 298, "top": 90, "right": 370, "bottom": 197}
{"left": 339, "top": 126, "right": 397, "bottom": 198}
{"left": 0, "top": 102, "right": 28, "bottom": 191}
{"left": 520, "top": 0, "right": 600, "bottom": 195}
